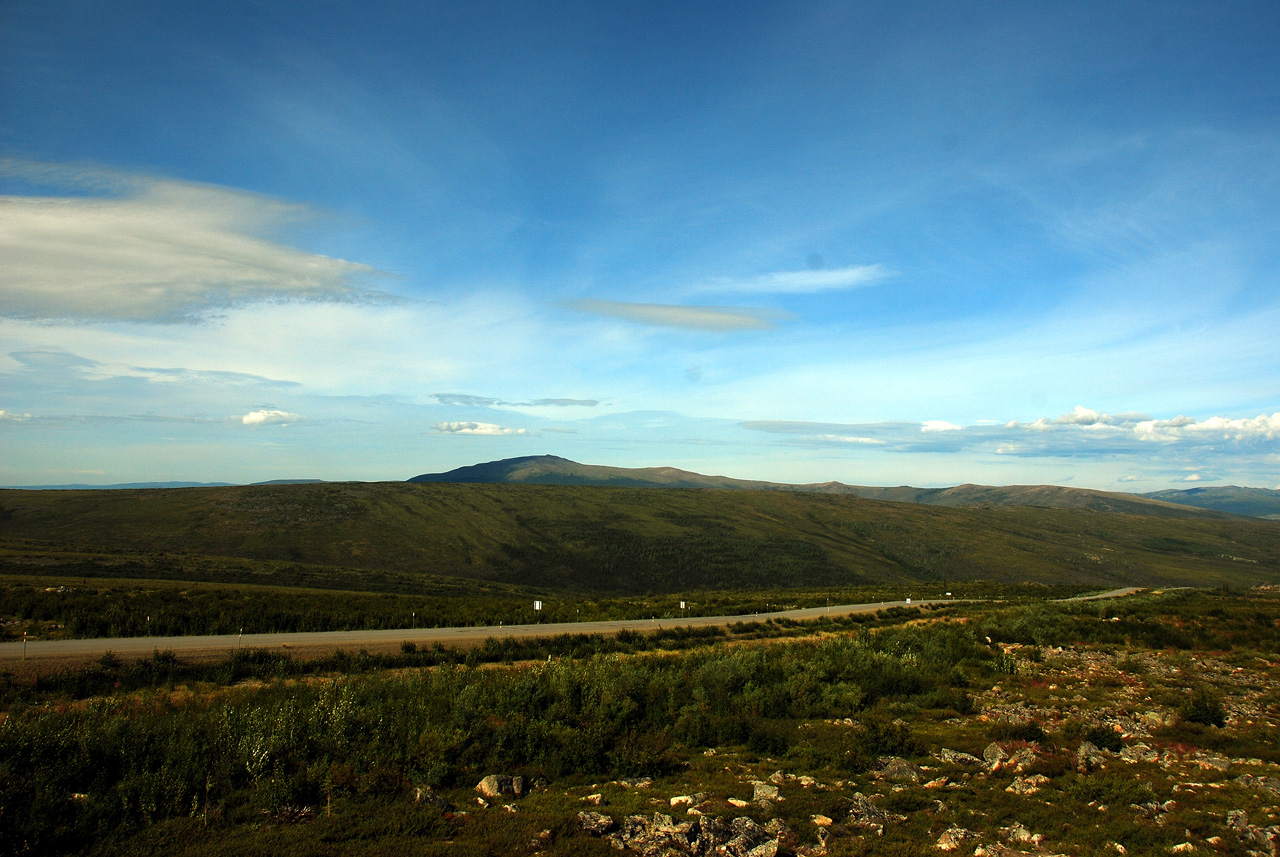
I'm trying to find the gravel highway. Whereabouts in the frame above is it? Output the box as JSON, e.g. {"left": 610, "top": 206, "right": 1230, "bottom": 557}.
{"left": 0, "top": 588, "right": 1143, "bottom": 669}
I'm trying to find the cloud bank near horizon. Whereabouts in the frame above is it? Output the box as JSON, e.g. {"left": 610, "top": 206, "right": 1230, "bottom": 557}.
{"left": 744, "top": 408, "right": 1280, "bottom": 458}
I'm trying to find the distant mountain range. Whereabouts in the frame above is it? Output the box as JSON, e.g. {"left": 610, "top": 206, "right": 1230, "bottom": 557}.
{"left": 410, "top": 455, "right": 1280, "bottom": 519}
{"left": 1142, "top": 486, "right": 1280, "bottom": 520}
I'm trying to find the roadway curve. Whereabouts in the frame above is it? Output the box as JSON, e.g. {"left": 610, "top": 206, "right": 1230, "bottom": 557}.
{"left": 0, "top": 588, "right": 1143, "bottom": 671}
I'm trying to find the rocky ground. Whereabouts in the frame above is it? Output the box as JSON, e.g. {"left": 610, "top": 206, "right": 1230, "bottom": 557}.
{"left": 457, "top": 639, "right": 1280, "bottom": 856}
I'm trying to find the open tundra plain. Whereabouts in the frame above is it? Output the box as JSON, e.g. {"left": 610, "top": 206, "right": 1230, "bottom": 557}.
{"left": 1, "top": 483, "right": 1278, "bottom": 856}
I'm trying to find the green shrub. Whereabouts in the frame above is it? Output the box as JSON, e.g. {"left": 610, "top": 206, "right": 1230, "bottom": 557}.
{"left": 1180, "top": 685, "right": 1226, "bottom": 728}
{"left": 1085, "top": 725, "right": 1123, "bottom": 753}
{"left": 746, "top": 721, "right": 793, "bottom": 756}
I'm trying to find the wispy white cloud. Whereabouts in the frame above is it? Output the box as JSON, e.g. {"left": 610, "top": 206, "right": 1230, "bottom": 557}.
{"left": 0, "top": 160, "right": 389, "bottom": 323}
{"left": 814, "top": 434, "right": 884, "bottom": 445}
{"left": 433, "top": 393, "right": 599, "bottom": 408}
{"left": 921, "top": 420, "right": 962, "bottom": 432}
{"left": 565, "top": 299, "right": 783, "bottom": 331}
{"left": 434, "top": 421, "right": 526, "bottom": 435}
{"left": 700, "top": 264, "right": 890, "bottom": 295}
{"left": 241, "top": 409, "right": 301, "bottom": 426}
{"left": 0, "top": 410, "right": 32, "bottom": 422}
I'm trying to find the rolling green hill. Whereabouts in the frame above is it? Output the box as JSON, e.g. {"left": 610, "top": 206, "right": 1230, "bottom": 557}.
{"left": 2, "top": 481, "right": 1277, "bottom": 594}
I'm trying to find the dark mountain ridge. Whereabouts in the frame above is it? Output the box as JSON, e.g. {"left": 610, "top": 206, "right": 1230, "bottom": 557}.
{"left": 410, "top": 455, "right": 1235, "bottom": 519}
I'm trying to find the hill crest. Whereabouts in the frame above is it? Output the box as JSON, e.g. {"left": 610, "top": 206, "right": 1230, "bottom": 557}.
{"left": 410, "top": 456, "right": 1228, "bottom": 518}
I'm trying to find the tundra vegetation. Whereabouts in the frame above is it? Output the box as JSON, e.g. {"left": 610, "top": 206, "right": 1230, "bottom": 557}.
{"left": 1, "top": 484, "right": 1279, "bottom": 855}
{"left": 1, "top": 589, "right": 1279, "bottom": 856}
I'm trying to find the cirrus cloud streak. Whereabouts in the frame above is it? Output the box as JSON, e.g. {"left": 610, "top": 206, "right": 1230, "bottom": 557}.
{"left": 701, "top": 264, "right": 891, "bottom": 295}
{"left": 0, "top": 160, "right": 390, "bottom": 323}
{"left": 565, "top": 299, "right": 785, "bottom": 331}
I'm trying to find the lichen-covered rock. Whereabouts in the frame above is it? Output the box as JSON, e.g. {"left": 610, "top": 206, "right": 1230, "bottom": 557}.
{"left": 845, "top": 791, "right": 906, "bottom": 835}
{"left": 1120, "top": 743, "right": 1159, "bottom": 764}
{"left": 1005, "top": 774, "right": 1049, "bottom": 795}
{"left": 876, "top": 756, "right": 923, "bottom": 783}
{"left": 937, "top": 748, "right": 984, "bottom": 767}
{"left": 752, "top": 781, "right": 781, "bottom": 803}
{"left": 984, "top": 742, "right": 1009, "bottom": 770}
{"left": 936, "top": 826, "right": 979, "bottom": 851}
{"left": 578, "top": 810, "right": 617, "bottom": 835}
{"left": 475, "top": 774, "right": 525, "bottom": 798}
{"left": 476, "top": 774, "right": 512, "bottom": 798}
{"left": 1076, "top": 741, "right": 1107, "bottom": 772}
{"left": 1000, "top": 821, "right": 1043, "bottom": 846}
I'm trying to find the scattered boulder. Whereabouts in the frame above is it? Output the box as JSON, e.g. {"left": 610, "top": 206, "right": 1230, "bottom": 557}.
{"left": 1225, "top": 808, "right": 1280, "bottom": 855}
{"left": 937, "top": 748, "right": 984, "bottom": 767}
{"left": 1005, "top": 747, "right": 1038, "bottom": 773}
{"left": 475, "top": 774, "right": 524, "bottom": 798}
{"left": 725, "top": 816, "right": 775, "bottom": 857}
{"left": 1132, "top": 800, "right": 1177, "bottom": 819}
{"left": 845, "top": 791, "right": 906, "bottom": 835}
{"left": 752, "top": 780, "right": 781, "bottom": 803}
{"left": 1120, "top": 743, "right": 1159, "bottom": 764}
{"left": 1192, "top": 752, "right": 1231, "bottom": 772}
{"left": 936, "top": 826, "right": 979, "bottom": 851}
{"left": 1000, "top": 821, "right": 1043, "bottom": 846}
{"left": 1005, "top": 774, "right": 1049, "bottom": 796}
{"left": 616, "top": 812, "right": 694, "bottom": 855}
{"left": 984, "top": 743, "right": 1009, "bottom": 770}
{"left": 876, "top": 756, "right": 923, "bottom": 783}
{"left": 1076, "top": 741, "right": 1107, "bottom": 772}
{"left": 615, "top": 777, "right": 655, "bottom": 788}
{"left": 577, "top": 810, "right": 616, "bottom": 835}
{"left": 579, "top": 812, "right": 787, "bottom": 857}
{"left": 413, "top": 786, "right": 455, "bottom": 812}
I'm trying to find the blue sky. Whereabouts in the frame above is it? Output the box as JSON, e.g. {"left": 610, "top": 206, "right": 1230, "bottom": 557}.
{"left": 2, "top": 1, "right": 1278, "bottom": 489}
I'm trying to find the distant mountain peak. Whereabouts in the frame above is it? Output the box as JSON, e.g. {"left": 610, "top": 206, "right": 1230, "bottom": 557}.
{"left": 407, "top": 456, "right": 1234, "bottom": 518}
